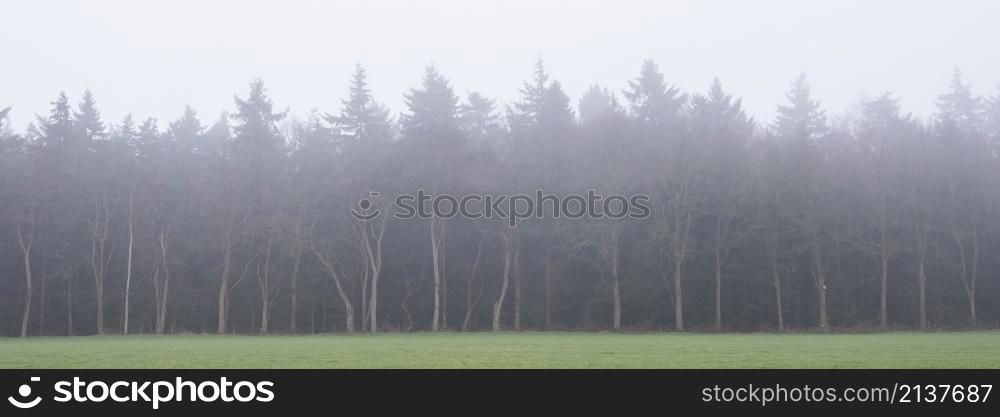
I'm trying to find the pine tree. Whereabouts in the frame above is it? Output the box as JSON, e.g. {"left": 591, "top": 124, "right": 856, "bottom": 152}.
{"left": 624, "top": 59, "right": 685, "bottom": 133}
{"left": 327, "top": 64, "right": 392, "bottom": 145}
{"left": 168, "top": 105, "right": 205, "bottom": 152}
{"left": 74, "top": 89, "right": 106, "bottom": 143}
{"left": 774, "top": 74, "right": 827, "bottom": 142}
{"left": 113, "top": 114, "right": 139, "bottom": 147}
{"left": 936, "top": 68, "right": 982, "bottom": 135}
{"left": 690, "top": 78, "right": 753, "bottom": 137}
{"left": 402, "top": 66, "right": 461, "bottom": 143}
{"left": 37, "top": 92, "right": 74, "bottom": 148}
{"left": 232, "top": 79, "right": 286, "bottom": 154}
{"left": 579, "top": 85, "right": 619, "bottom": 123}
{"left": 459, "top": 91, "right": 505, "bottom": 149}
{"left": 510, "top": 58, "right": 549, "bottom": 127}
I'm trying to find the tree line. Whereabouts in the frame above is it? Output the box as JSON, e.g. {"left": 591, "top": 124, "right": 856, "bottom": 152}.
{"left": 1, "top": 60, "right": 999, "bottom": 336}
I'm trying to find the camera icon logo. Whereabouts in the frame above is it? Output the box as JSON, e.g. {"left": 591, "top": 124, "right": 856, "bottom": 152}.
{"left": 7, "top": 377, "right": 41, "bottom": 409}
{"left": 350, "top": 192, "right": 382, "bottom": 221}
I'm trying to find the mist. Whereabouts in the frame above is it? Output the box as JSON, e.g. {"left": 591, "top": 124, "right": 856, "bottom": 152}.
{"left": 1, "top": 1, "right": 1000, "bottom": 337}
{"left": 3, "top": 0, "right": 998, "bottom": 129}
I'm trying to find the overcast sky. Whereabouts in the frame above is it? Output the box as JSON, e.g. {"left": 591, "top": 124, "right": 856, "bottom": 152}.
{"left": 2, "top": 0, "right": 999, "bottom": 130}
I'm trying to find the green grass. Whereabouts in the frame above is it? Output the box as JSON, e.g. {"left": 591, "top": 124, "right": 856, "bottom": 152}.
{"left": 1, "top": 332, "right": 998, "bottom": 368}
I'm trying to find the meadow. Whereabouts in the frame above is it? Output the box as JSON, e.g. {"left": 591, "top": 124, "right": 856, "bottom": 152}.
{"left": 1, "top": 331, "right": 998, "bottom": 368}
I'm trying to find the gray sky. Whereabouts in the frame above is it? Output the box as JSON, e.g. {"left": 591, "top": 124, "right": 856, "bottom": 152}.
{"left": 2, "top": 0, "right": 999, "bottom": 130}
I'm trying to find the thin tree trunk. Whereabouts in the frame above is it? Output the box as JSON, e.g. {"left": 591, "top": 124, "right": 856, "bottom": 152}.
{"left": 673, "top": 257, "right": 683, "bottom": 331}
{"left": 258, "top": 233, "right": 275, "bottom": 335}
{"left": 38, "top": 260, "right": 46, "bottom": 336}
{"left": 289, "top": 237, "right": 301, "bottom": 333}
{"left": 513, "top": 237, "right": 521, "bottom": 331}
{"left": 671, "top": 205, "right": 691, "bottom": 332}
{"left": 543, "top": 249, "right": 552, "bottom": 330}
{"left": 442, "top": 245, "right": 448, "bottom": 330}
{"left": 217, "top": 222, "right": 234, "bottom": 334}
{"left": 916, "top": 231, "right": 928, "bottom": 329}
{"left": 401, "top": 279, "right": 416, "bottom": 332}
{"left": 17, "top": 221, "right": 33, "bottom": 338}
{"left": 67, "top": 272, "right": 74, "bottom": 336}
{"left": 462, "top": 231, "right": 487, "bottom": 332}
{"left": 90, "top": 198, "right": 111, "bottom": 336}
{"left": 879, "top": 250, "right": 888, "bottom": 330}
{"left": 813, "top": 242, "right": 829, "bottom": 331}
{"left": 359, "top": 241, "right": 370, "bottom": 332}
{"left": 492, "top": 229, "right": 515, "bottom": 331}
{"left": 607, "top": 224, "right": 622, "bottom": 331}
{"left": 310, "top": 242, "right": 355, "bottom": 333}
{"left": 430, "top": 217, "right": 446, "bottom": 331}
{"left": 611, "top": 278, "right": 621, "bottom": 331}
{"left": 154, "top": 227, "right": 171, "bottom": 335}
{"left": 359, "top": 216, "right": 386, "bottom": 333}
{"left": 123, "top": 192, "right": 135, "bottom": 335}
{"left": 714, "top": 248, "right": 722, "bottom": 331}
{"left": 953, "top": 229, "right": 979, "bottom": 327}
{"left": 773, "top": 260, "right": 784, "bottom": 332}
{"left": 968, "top": 233, "right": 978, "bottom": 326}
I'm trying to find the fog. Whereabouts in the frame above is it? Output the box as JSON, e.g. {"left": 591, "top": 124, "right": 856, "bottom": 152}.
{"left": 3, "top": 0, "right": 998, "bottom": 128}
{"left": 2, "top": 1, "right": 1000, "bottom": 336}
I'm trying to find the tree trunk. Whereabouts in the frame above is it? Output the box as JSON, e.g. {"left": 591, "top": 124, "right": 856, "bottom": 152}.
{"left": 609, "top": 225, "right": 621, "bottom": 331}
{"left": 401, "top": 279, "right": 415, "bottom": 332}
{"left": 430, "top": 217, "right": 444, "bottom": 331}
{"left": 360, "top": 216, "right": 386, "bottom": 333}
{"left": 95, "top": 270, "right": 104, "bottom": 335}
{"left": 492, "top": 230, "right": 515, "bottom": 331}
{"left": 90, "top": 197, "right": 111, "bottom": 335}
{"left": 544, "top": 250, "right": 552, "bottom": 330}
{"left": 969, "top": 233, "right": 978, "bottom": 327}
{"left": 462, "top": 232, "right": 487, "bottom": 332}
{"left": 812, "top": 242, "right": 830, "bottom": 331}
{"left": 916, "top": 232, "right": 927, "bottom": 330}
{"left": 217, "top": 223, "right": 234, "bottom": 334}
{"left": 154, "top": 227, "right": 171, "bottom": 335}
{"left": 953, "top": 230, "right": 979, "bottom": 327}
{"left": 66, "top": 273, "right": 74, "bottom": 336}
{"left": 17, "top": 223, "right": 33, "bottom": 338}
{"left": 38, "top": 261, "right": 46, "bottom": 336}
{"left": 714, "top": 248, "right": 722, "bottom": 331}
{"left": 289, "top": 239, "right": 301, "bottom": 333}
{"left": 671, "top": 206, "right": 691, "bottom": 332}
{"left": 773, "top": 264, "right": 784, "bottom": 332}
{"left": 513, "top": 238, "right": 521, "bottom": 331}
{"left": 310, "top": 242, "right": 355, "bottom": 333}
{"left": 123, "top": 193, "right": 135, "bottom": 335}
{"left": 258, "top": 233, "right": 275, "bottom": 335}
{"left": 359, "top": 244, "right": 370, "bottom": 332}
{"left": 442, "top": 247, "right": 448, "bottom": 330}
{"left": 673, "top": 258, "right": 683, "bottom": 331}
{"left": 611, "top": 278, "right": 621, "bottom": 331}
{"left": 877, "top": 193, "right": 892, "bottom": 330}
{"left": 879, "top": 253, "right": 888, "bottom": 330}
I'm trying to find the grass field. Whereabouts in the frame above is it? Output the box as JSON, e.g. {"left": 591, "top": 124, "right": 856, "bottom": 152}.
{"left": 1, "top": 331, "right": 998, "bottom": 368}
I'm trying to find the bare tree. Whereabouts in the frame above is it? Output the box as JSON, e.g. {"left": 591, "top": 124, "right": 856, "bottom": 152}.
{"left": 152, "top": 225, "right": 171, "bottom": 334}
{"left": 122, "top": 190, "right": 135, "bottom": 335}
{"left": 88, "top": 195, "right": 113, "bottom": 334}
{"left": 461, "top": 229, "right": 489, "bottom": 331}
{"left": 17, "top": 208, "right": 35, "bottom": 337}
{"left": 310, "top": 238, "right": 355, "bottom": 333}
{"left": 492, "top": 227, "right": 518, "bottom": 331}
